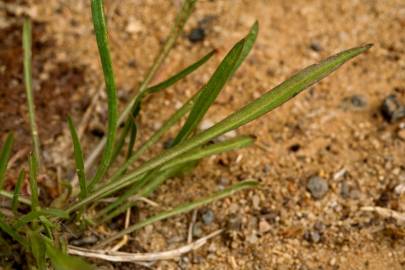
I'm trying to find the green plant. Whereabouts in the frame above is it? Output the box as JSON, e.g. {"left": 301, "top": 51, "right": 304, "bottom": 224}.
{"left": 0, "top": 0, "right": 371, "bottom": 268}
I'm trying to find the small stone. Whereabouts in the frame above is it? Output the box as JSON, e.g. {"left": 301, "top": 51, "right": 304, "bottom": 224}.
{"left": 350, "top": 95, "right": 367, "bottom": 108}
{"left": 309, "top": 42, "right": 322, "bottom": 52}
{"left": 246, "top": 233, "right": 258, "bottom": 244}
{"left": 126, "top": 19, "right": 144, "bottom": 34}
{"left": 192, "top": 222, "right": 203, "bottom": 238}
{"left": 188, "top": 27, "right": 205, "bottom": 43}
{"left": 200, "top": 119, "right": 214, "bottom": 130}
{"left": 380, "top": 94, "right": 405, "bottom": 122}
{"left": 288, "top": 143, "right": 301, "bottom": 152}
{"left": 394, "top": 184, "right": 405, "bottom": 195}
{"left": 252, "top": 195, "right": 260, "bottom": 209}
{"left": 304, "top": 230, "right": 321, "bottom": 243}
{"left": 201, "top": 208, "right": 215, "bottom": 225}
{"left": 259, "top": 219, "right": 271, "bottom": 233}
{"left": 340, "top": 181, "right": 350, "bottom": 199}
{"left": 163, "top": 137, "right": 174, "bottom": 149}
{"left": 307, "top": 176, "right": 329, "bottom": 200}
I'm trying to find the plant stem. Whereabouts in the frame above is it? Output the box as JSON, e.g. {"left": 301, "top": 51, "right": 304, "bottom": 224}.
{"left": 23, "top": 18, "right": 41, "bottom": 166}
{"left": 83, "top": 0, "right": 198, "bottom": 174}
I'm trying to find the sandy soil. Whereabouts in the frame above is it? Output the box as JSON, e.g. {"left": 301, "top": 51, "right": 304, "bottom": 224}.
{"left": 1, "top": 0, "right": 404, "bottom": 269}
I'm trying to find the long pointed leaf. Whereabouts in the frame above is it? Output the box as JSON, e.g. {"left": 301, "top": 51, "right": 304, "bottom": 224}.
{"left": 67, "top": 44, "right": 371, "bottom": 213}
{"left": 12, "top": 170, "right": 25, "bottom": 214}
{"left": 46, "top": 241, "right": 94, "bottom": 270}
{"left": 172, "top": 22, "right": 258, "bottom": 145}
{"left": 88, "top": 0, "right": 119, "bottom": 190}
{"left": 28, "top": 154, "right": 39, "bottom": 210}
{"left": 0, "top": 133, "right": 14, "bottom": 190}
{"left": 96, "top": 180, "right": 258, "bottom": 248}
{"left": 23, "top": 18, "right": 41, "bottom": 165}
{"left": 67, "top": 117, "right": 87, "bottom": 200}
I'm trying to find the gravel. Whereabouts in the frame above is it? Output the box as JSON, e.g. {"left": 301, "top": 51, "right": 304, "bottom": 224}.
{"left": 201, "top": 208, "right": 215, "bottom": 225}
{"left": 188, "top": 27, "right": 205, "bottom": 43}
{"left": 380, "top": 94, "right": 405, "bottom": 122}
{"left": 307, "top": 176, "right": 329, "bottom": 200}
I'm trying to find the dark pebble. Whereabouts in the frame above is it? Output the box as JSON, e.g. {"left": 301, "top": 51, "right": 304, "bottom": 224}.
{"left": 350, "top": 95, "right": 367, "bottom": 108}
{"left": 201, "top": 208, "right": 215, "bottom": 225}
{"left": 188, "top": 27, "right": 205, "bottom": 43}
{"left": 340, "top": 181, "right": 350, "bottom": 199}
{"left": 304, "top": 230, "right": 321, "bottom": 243}
{"left": 163, "top": 137, "right": 174, "bottom": 149}
{"left": 306, "top": 176, "right": 329, "bottom": 200}
{"left": 288, "top": 143, "right": 301, "bottom": 152}
{"left": 380, "top": 94, "right": 405, "bottom": 122}
{"left": 309, "top": 42, "right": 322, "bottom": 52}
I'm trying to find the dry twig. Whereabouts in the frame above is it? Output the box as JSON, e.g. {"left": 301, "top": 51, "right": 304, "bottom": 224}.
{"left": 68, "top": 229, "right": 222, "bottom": 262}
{"left": 361, "top": 206, "right": 405, "bottom": 224}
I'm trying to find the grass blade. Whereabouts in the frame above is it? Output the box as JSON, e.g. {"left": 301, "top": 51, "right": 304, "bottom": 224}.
{"left": 88, "top": 0, "right": 119, "bottom": 190}
{"left": 172, "top": 22, "right": 258, "bottom": 145}
{"left": 67, "top": 117, "right": 87, "bottom": 200}
{"left": 126, "top": 121, "right": 137, "bottom": 160}
{"left": 30, "top": 230, "right": 46, "bottom": 270}
{"left": 111, "top": 50, "right": 215, "bottom": 167}
{"left": 46, "top": 241, "right": 94, "bottom": 270}
{"left": 0, "top": 133, "right": 14, "bottom": 190}
{"left": 160, "top": 135, "right": 254, "bottom": 171}
{"left": 145, "top": 49, "right": 216, "bottom": 95}
{"left": 66, "top": 44, "right": 371, "bottom": 213}
{"left": 96, "top": 180, "right": 258, "bottom": 248}
{"left": 23, "top": 18, "right": 41, "bottom": 166}
{"left": 83, "top": 0, "right": 198, "bottom": 175}
{"left": 0, "top": 214, "right": 27, "bottom": 249}
{"left": 12, "top": 169, "right": 25, "bottom": 214}
{"left": 28, "top": 154, "right": 39, "bottom": 210}
{"left": 14, "top": 208, "right": 69, "bottom": 229}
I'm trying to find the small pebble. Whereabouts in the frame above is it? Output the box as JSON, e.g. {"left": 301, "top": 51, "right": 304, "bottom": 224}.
{"left": 304, "top": 230, "right": 321, "bottom": 243}
{"left": 380, "top": 94, "right": 405, "bottom": 122}
{"left": 258, "top": 219, "right": 271, "bottom": 233}
{"left": 340, "top": 181, "right": 350, "bottom": 199}
{"left": 288, "top": 143, "right": 301, "bottom": 152}
{"left": 192, "top": 222, "right": 203, "bottom": 238}
{"left": 309, "top": 42, "right": 322, "bottom": 52}
{"left": 307, "top": 176, "right": 329, "bottom": 200}
{"left": 350, "top": 95, "right": 367, "bottom": 108}
{"left": 188, "top": 27, "right": 205, "bottom": 43}
{"left": 70, "top": 235, "right": 98, "bottom": 246}
{"left": 201, "top": 208, "right": 215, "bottom": 225}
{"left": 163, "top": 137, "right": 174, "bottom": 149}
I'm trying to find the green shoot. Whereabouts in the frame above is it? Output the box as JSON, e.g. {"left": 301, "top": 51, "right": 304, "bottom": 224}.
{"left": 12, "top": 170, "right": 25, "bottom": 214}
{"left": 88, "top": 0, "right": 119, "bottom": 190}
{"left": 23, "top": 18, "right": 41, "bottom": 166}
{"left": 0, "top": 133, "right": 14, "bottom": 190}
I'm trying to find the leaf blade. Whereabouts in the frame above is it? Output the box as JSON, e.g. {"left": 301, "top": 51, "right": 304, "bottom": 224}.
{"left": 0, "top": 133, "right": 14, "bottom": 191}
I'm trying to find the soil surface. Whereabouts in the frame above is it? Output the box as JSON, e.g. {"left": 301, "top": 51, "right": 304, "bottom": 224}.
{"left": 1, "top": 0, "right": 404, "bottom": 269}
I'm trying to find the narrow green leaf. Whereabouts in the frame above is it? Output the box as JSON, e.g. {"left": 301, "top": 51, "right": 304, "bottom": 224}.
{"left": 23, "top": 18, "right": 41, "bottom": 166}
{"left": 66, "top": 44, "right": 371, "bottom": 213}
{"left": 12, "top": 170, "right": 25, "bottom": 214}
{"left": 67, "top": 117, "right": 87, "bottom": 200}
{"left": 83, "top": 0, "right": 198, "bottom": 176}
{"left": 41, "top": 208, "right": 70, "bottom": 219}
{"left": 145, "top": 50, "right": 216, "bottom": 95}
{"left": 160, "top": 135, "right": 254, "bottom": 171}
{"left": 172, "top": 22, "right": 258, "bottom": 145}
{"left": 88, "top": 0, "right": 119, "bottom": 190}
{"left": 30, "top": 230, "right": 46, "bottom": 270}
{"left": 0, "top": 133, "right": 14, "bottom": 190}
{"left": 0, "top": 214, "right": 27, "bottom": 249}
{"left": 28, "top": 154, "right": 39, "bottom": 210}
{"left": 46, "top": 242, "right": 94, "bottom": 270}
{"left": 96, "top": 180, "right": 258, "bottom": 248}
{"left": 14, "top": 209, "right": 68, "bottom": 229}
{"left": 126, "top": 121, "right": 137, "bottom": 160}
{"left": 111, "top": 50, "right": 215, "bottom": 168}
